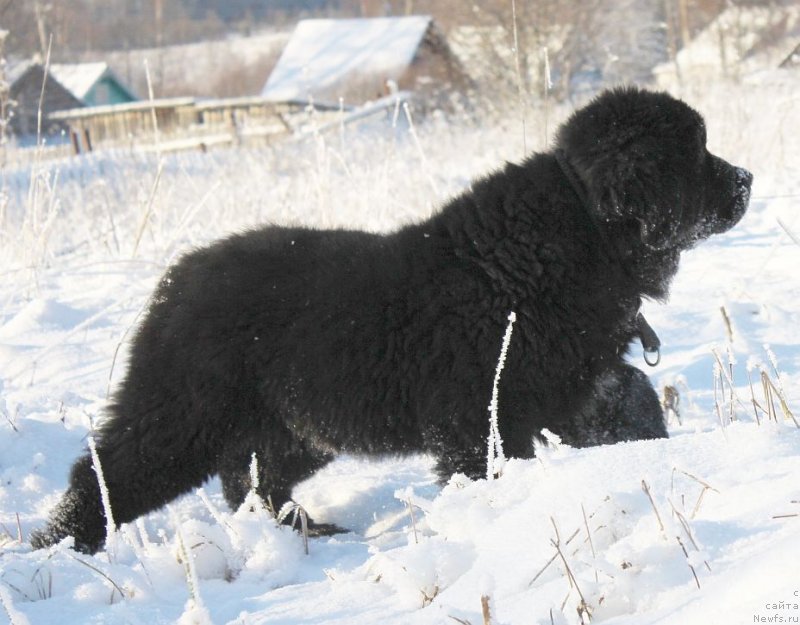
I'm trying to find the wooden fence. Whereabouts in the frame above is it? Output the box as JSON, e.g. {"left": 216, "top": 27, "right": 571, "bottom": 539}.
{"left": 44, "top": 96, "right": 338, "bottom": 156}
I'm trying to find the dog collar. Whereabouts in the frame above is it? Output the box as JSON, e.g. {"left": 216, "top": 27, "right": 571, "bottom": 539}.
{"left": 636, "top": 311, "right": 661, "bottom": 366}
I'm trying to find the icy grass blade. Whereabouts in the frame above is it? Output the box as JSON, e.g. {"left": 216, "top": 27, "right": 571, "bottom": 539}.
{"left": 169, "top": 505, "right": 213, "bottom": 625}
{"left": 88, "top": 436, "right": 117, "bottom": 561}
{"left": 487, "top": 311, "right": 516, "bottom": 480}
{"left": 0, "top": 583, "right": 31, "bottom": 625}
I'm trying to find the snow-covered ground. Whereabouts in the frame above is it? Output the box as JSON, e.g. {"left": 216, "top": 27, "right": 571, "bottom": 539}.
{"left": 1, "top": 78, "right": 799, "bottom": 625}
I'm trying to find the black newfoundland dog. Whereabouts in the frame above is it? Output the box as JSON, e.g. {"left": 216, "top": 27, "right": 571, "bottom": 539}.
{"left": 33, "top": 87, "right": 752, "bottom": 553}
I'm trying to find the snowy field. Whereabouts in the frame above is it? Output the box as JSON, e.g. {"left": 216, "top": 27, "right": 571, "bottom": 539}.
{"left": 1, "top": 77, "right": 800, "bottom": 625}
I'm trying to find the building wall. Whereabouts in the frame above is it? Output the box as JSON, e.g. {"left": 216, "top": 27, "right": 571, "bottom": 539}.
{"left": 85, "top": 78, "right": 137, "bottom": 107}
{"left": 9, "top": 66, "right": 85, "bottom": 138}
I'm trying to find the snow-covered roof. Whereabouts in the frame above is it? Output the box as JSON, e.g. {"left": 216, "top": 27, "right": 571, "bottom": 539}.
{"left": 49, "top": 62, "right": 114, "bottom": 100}
{"left": 262, "top": 16, "right": 432, "bottom": 102}
{"left": 7, "top": 59, "right": 38, "bottom": 85}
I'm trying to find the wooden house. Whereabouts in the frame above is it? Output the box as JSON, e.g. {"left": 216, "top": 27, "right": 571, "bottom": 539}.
{"left": 261, "top": 16, "right": 469, "bottom": 105}
{"left": 50, "top": 62, "right": 138, "bottom": 107}
{"left": 8, "top": 62, "right": 84, "bottom": 139}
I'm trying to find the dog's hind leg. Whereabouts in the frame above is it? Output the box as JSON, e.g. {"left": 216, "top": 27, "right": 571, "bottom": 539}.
{"left": 30, "top": 425, "right": 219, "bottom": 553}
{"left": 218, "top": 430, "right": 335, "bottom": 529}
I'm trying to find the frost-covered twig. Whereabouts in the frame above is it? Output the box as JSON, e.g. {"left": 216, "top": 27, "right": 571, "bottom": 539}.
{"left": 487, "top": 311, "right": 516, "bottom": 480}
{"left": 249, "top": 452, "right": 260, "bottom": 493}
{"left": 65, "top": 552, "right": 127, "bottom": 603}
{"left": 276, "top": 502, "right": 310, "bottom": 555}
{"left": 88, "top": 436, "right": 117, "bottom": 560}
{"left": 169, "top": 505, "right": 213, "bottom": 625}
{"left": 712, "top": 347, "right": 744, "bottom": 422}
{"left": 197, "top": 488, "right": 239, "bottom": 546}
{"left": 762, "top": 347, "right": 798, "bottom": 428}
{"left": 0, "top": 583, "right": 31, "bottom": 625}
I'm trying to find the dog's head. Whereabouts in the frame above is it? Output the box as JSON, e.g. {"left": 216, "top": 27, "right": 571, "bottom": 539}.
{"left": 555, "top": 87, "right": 752, "bottom": 254}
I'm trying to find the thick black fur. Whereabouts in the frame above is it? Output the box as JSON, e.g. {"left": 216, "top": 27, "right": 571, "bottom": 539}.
{"left": 32, "top": 88, "right": 752, "bottom": 553}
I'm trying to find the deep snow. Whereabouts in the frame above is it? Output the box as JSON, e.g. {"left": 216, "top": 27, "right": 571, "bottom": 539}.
{"left": 1, "top": 79, "right": 799, "bottom": 625}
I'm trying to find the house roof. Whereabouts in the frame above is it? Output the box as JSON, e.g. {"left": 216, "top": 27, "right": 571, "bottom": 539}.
{"left": 262, "top": 15, "right": 433, "bottom": 102}
{"left": 7, "top": 59, "right": 38, "bottom": 85}
{"left": 49, "top": 62, "right": 136, "bottom": 101}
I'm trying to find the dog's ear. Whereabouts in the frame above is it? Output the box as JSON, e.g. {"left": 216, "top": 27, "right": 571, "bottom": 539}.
{"left": 555, "top": 88, "right": 698, "bottom": 250}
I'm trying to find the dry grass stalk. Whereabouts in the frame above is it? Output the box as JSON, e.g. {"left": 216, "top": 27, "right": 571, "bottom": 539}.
{"left": 713, "top": 362, "right": 726, "bottom": 429}
{"left": 761, "top": 370, "right": 799, "bottom": 428}
{"left": 667, "top": 499, "right": 711, "bottom": 572}
{"left": 132, "top": 161, "right": 164, "bottom": 258}
{"left": 776, "top": 217, "right": 800, "bottom": 247}
{"left": 402, "top": 102, "right": 439, "bottom": 197}
{"left": 675, "top": 535, "right": 701, "bottom": 589}
{"left": 1, "top": 405, "right": 18, "bottom": 433}
{"left": 66, "top": 552, "right": 127, "bottom": 603}
{"left": 661, "top": 385, "right": 682, "bottom": 426}
{"left": 421, "top": 585, "right": 439, "bottom": 608}
{"left": 169, "top": 505, "right": 209, "bottom": 617}
{"left": 34, "top": 35, "right": 53, "bottom": 153}
{"left": 773, "top": 501, "right": 799, "bottom": 519}
{"left": 712, "top": 348, "right": 741, "bottom": 423}
{"left": 481, "top": 594, "right": 492, "bottom": 625}
{"left": 581, "top": 503, "right": 599, "bottom": 583}
{"left": 0, "top": 521, "right": 14, "bottom": 547}
{"left": 132, "top": 59, "right": 165, "bottom": 258}
{"left": 550, "top": 517, "right": 592, "bottom": 623}
{"left": 529, "top": 527, "right": 581, "bottom": 586}
{"left": 719, "top": 306, "right": 734, "bottom": 343}
{"left": 746, "top": 370, "right": 763, "bottom": 425}
{"left": 277, "top": 502, "right": 310, "bottom": 555}
{"left": 641, "top": 480, "right": 665, "bottom": 535}
{"left": 447, "top": 617, "right": 472, "bottom": 625}
{"left": 671, "top": 468, "right": 720, "bottom": 519}
{"left": 529, "top": 499, "right": 610, "bottom": 587}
